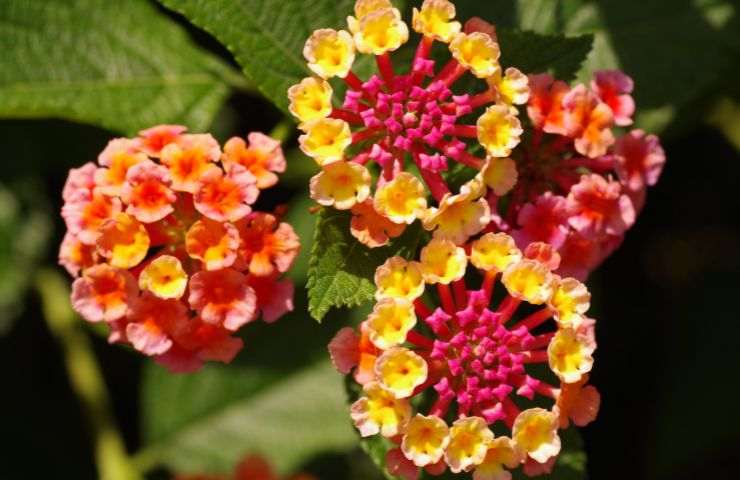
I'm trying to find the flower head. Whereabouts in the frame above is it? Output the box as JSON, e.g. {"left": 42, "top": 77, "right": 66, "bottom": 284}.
{"left": 60, "top": 126, "right": 299, "bottom": 371}
{"left": 350, "top": 199, "right": 406, "bottom": 247}
{"left": 413, "top": 0, "right": 461, "bottom": 42}
{"left": 189, "top": 268, "right": 257, "bottom": 331}
{"left": 185, "top": 218, "right": 240, "bottom": 271}
{"left": 420, "top": 238, "right": 467, "bottom": 284}
{"left": 310, "top": 161, "right": 371, "bottom": 209}
{"left": 137, "top": 124, "right": 187, "bottom": 157}
{"left": 234, "top": 212, "right": 300, "bottom": 276}
{"left": 287, "top": 77, "right": 333, "bottom": 126}
{"left": 139, "top": 255, "right": 188, "bottom": 300}
{"left": 95, "top": 138, "right": 148, "bottom": 196}
{"left": 374, "top": 173, "right": 428, "bottom": 225}
{"left": 194, "top": 165, "right": 259, "bottom": 223}
{"left": 512, "top": 408, "right": 560, "bottom": 463}
{"left": 450, "top": 32, "right": 500, "bottom": 78}
{"left": 351, "top": 381, "right": 412, "bottom": 437}
{"left": 290, "top": 2, "right": 534, "bottom": 243}
{"left": 477, "top": 104, "right": 523, "bottom": 157}
{"left": 160, "top": 134, "right": 220, "bottom": 193}
{"left": 222, "top": 132, "right": 286, "bottom": 189}
{"left": 613, "top": 129, "right": 665, "bottom": 192}
{"left": 566, "top": 174, "right": 635, "bottom": 240}
{"left": 374, "top": 256, "right": 425, "bottom": 301}
{"left": 121, "top": 160, "right": 176, "bottom": 223}
{"left": 445, "top": 416, "right": 493, "bottom": 473}
{"left": 401, "top": 414, "right": 450, "bottom": 466}
{"left": 303, "top": 29, "right": 356, "bottom": 79}
{"left": 96, "top": 213, "right": 150, "bottom": 269}
{"left": 71, "top": 264, "right": 137, "bottom": 323}
{"left": 335, "top": 231, "right": 599, "bottom": 478}
{"left": 592, "top": 70, "right": 635, "bottom": 126}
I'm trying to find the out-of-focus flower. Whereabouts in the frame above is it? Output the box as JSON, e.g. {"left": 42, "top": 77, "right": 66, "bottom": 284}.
{"left": 60, "top": 126, "right": 299, "bottom": 372}
{"left": 174, "top": 452, "right": 318, "bottom": 480}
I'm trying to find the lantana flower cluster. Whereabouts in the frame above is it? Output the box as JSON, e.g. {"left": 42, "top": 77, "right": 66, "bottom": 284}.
{"left": 289, "top": 0, "right": 665, "bottom": 281}
{"left": 500, "top": 70, "right": 665, "bottom": 280}
{"left": 290, "top": 0, "right": 529, "bottom": 248}
{"left": 59, "top": 125, "right": 299, "bottom": 372}
{"left": 330, "top": 235, "right": 600, "bottom": 479}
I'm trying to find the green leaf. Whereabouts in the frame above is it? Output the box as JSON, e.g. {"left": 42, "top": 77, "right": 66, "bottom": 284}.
{"left": 498, "top": 29, "right": 594, "bottom": 82}
{"left": 157, "top": 0, "right": 405, "bottom": 115}
{"left": 140, "top": 359, "right": 356, "bottom": 475}
{"left": 306, "top": 209, "right": 424, "bottom": 322}
{"left": 0, "top": 0, "right": 235, "bottom": 135}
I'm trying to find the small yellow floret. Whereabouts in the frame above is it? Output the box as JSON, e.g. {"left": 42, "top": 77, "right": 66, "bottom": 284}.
{"left": 445, "top": 416, "right": 494, "bottom": 473}
{"left": 304, "top": 28, "right": 356, "bottom": 79}
{"left": 299, "top": 118, "right": 352, "bottom": 165}
{"left": 353, "top": 7, "right": 409, "bottom": 55}
{"left": 470, "top": 232, "right": 522, "bottom": 273}
{"left": 375, "top": 347, "right": 428, "bottom": 398}
{"left": 512, "top": 408, "right": 561, "bottom": 464}
{"left": 481, "top": 156, "right": 518, "bottom": 196}
{"left": 401, "top": 414, "right": 450, "bottom": 467}
{"left": 138, "top": 255, "right": 188, "bottom": 300}
{"left": 309, "top": 160, "right": 371, "bottom": 210}
{"left": 288, "top": 77, "right": 333, "bottom": 127}
{"left": 350, "top": 381, "right": 412, "bottom": 437}
{"left": 366, "top": 297, "right": 417, "bottom": 349}
{"left": 501, "top": 259, "right": 554, "bottom": 304}
{"left": 420, "top": 238, "right": 467, "bottom": 284}
{"left": 487, "top": 67, "right": 530, "bottom": 106}
{"left": 450, "top": 32, "right": 500, "bottom": 78}
{"left": 477, "top": 104, "right": 523, "bottom": 157}
{"left": 473, "top": 436, "right": 523, "bottom": 480}
{"left": 548, "top": 328, "right": 595, "bottom": 383}
{"left": 548, "top": 276, "right": 590, "bottom": 329}
{"left": 374, "top": 256, "right": 425, "bottom": 301}
{"left": 373, "top": 172, "right": 428, "bottom": 224}
{"left": 423, "top": 192, "right": 490, "bottom": 245}
{"left": 97, "top": 213, "right": 150, "bottom": 269}
{"left": 412, "top": 0, "right": 461, "bottom": 43}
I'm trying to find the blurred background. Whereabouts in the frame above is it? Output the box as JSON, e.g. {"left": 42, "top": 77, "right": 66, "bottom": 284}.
{"left": 0, "top": 0, "right": 739, "bottom": 479}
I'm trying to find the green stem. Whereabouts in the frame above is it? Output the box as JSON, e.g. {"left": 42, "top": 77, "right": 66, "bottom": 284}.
{"left": 36, "top": 269, "right": 142, "bottom": 480}
{"left": 269, "top": 118, "right": 295, "bottom": 143}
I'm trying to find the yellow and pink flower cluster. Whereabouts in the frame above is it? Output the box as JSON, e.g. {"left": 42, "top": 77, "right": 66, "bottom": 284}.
{"left": 330, "top": 235, "right": 600, "bottom": 479}
{"left": 60, "top": 125, "right": 299, "bottom": 372}
{"left": 289, "top": 0, "right": 529, "bottom": 248}
{"left": 291, "top": 0, "right": 665, "bottom": 282}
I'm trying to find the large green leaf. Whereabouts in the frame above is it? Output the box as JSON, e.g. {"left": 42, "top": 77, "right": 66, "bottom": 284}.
{"left": 306, "top": 209, "right": 424, "bottom": 322}
{"left": 0, "top": 0, "right": 235, "bottom": 135}
{"left": 498, "top": 29, "right": 593, "bottom": 82}
{"left": 157, "top": 0, "right": 405, "bottom": 114}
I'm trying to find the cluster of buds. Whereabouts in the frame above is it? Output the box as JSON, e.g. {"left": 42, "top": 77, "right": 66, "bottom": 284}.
{"left": 289, "top": 0, "right": 528, "bottom": 248}
{"left": 59, "top": 125, "right": 299, "bottom": 372}
{"left": 175, "top": 453, "right": 316, "bottom": 480}
{"left": 330, "top": 234, "right": 600, "bottom": 478}
{"left": 289, "top": 0, "right": 665, "bottom": 280}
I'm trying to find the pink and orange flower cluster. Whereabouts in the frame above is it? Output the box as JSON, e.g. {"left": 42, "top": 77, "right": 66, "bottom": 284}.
{"left": 291, "top": 0, "right": 665, "bottom": 281}
{"left": 60, "top": 125, "right": 299, "bottom": 372}
{"left": 330, "top": 235, "right": 600, "bottom": 479}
